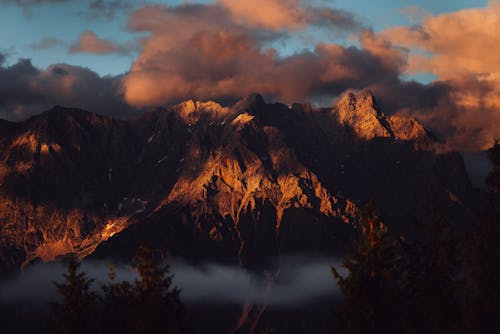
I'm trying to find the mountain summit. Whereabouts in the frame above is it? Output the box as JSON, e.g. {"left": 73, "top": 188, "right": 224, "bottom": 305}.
{"left": 334, "top": 90, "right": 434, "bottom": 147}
{"left": 0, "top": 91, "right": 473, "bottom": 268}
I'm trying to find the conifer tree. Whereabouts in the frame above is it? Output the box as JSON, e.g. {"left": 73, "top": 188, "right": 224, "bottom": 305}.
{"left": 332, "top": 203, "right": 404, "bottom": 334}
{"left": 407, "top": 189, "right": 463, "bottom": 334}
{"left": 100, "top": 264, "right": 136, "bottom": 334}
{"left": 50, "top": 258, "right": 96, "bottom": 334}
{"left": 101, "top": 246, "right": 185, "bottom": 334}
{"left": 132, "top": 245, "right": 184, "bottom": 334}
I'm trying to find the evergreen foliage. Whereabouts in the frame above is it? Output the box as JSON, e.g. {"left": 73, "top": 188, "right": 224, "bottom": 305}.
{"left": 332, "top": 203, "right": 406, "bottom": 334}
{"left": 50, "top": 247, "right": 185, "bottom": 334}
{"left": 49, "top": 258, "right": 97, "bottom": 334}
{"left": 100, "top": 246, "right": 185, "bottom": 334}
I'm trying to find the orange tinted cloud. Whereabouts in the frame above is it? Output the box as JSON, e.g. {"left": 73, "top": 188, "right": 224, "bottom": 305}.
{"left": 69, "top": 30, "right": 135, "bottom": 55}
{"left": 377, "top": 1, "right": 500, "bottom": 150}
{"left": 383, "top": 1, "right": 500, "bottom": 79}
{"left": 219, "top": 0, "right": 360, "bottom": 31}
{"left": 370, "top": 76, "right": 500, "bottom": 151}
{"left": 122, "top": 2, "right": 390, "bottom": 107}
{"left": 220, "top": 0, "right": 305, "bottom": 30}
{"left": 70, "top": 30, "right": 118, "bottom": 54}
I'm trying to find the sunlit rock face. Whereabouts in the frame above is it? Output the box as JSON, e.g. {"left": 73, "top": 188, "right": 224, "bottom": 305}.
{"left": 0, "top": 109, "right": 141, "bottom": 268}
{"left": 336, "top": 91, "right": 393, "bottom": 140}
{"left": 334, "top": 90, "right": 434, "bottom": 149}
{"left": 0, "top": 91, "right": 475, "bottom": 269}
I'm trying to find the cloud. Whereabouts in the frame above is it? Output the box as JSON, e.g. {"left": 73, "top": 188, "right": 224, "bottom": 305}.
{"left": 69, "top": 30, "right": 137, "bottom": 55}
{"left": 374, "top": 1, "right": 500, "bottom": 150}
{"left": 28, "top": 37, "right": 67, "bottom": 50}
{"left": 219, "top": 0, "right": 360, "bottom": 32}
{"left": 173, "top": 258, "right": 340, "bottom": 305}
{"left": 305, "top": 6, "right": 362, "bottom": 31}
{"left": 384, "top": 1, "right": 500, "bottom": 79}
{"left": 0, "top": 56, "right": 138, "bottom": 120}
{"left": 0, "top": 257, "right": 340, "bottom": 306}
{"left": 0, "top": 0, "right": 70, "bottom": 14}
{"left": 121, "top": 2, "right": 393, "bottom": 107}
{"left": 0, "top": 0, "right": 69, "bottom": 6}
{"left": 219, "top": 0, "right": 305, "bottom": 30}
{"left": 81, "top": 0, "right": 142, "bottom": 20}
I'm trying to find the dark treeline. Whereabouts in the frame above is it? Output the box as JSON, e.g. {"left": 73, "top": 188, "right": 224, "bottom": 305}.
{"left": 49, "top": 246, "right": 185, "bottom": 334}
{"left": 332, "top": 141, "right": 500, "bottom": 334}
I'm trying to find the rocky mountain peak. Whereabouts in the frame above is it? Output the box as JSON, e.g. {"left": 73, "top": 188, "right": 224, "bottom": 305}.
{"left": 333, "top": 90, "right": 434, "bottom": 148}
{"left": 170, "top": 99, "right": 229, "bottom": 125}
{"left": 231, "top": 93, "right": 266, "bottom": 115}
{"left": 338, "top": 90, "right": 377, "bottom": 110}
{"left": 335, "top": 90, "right": 392, "bottom": 140}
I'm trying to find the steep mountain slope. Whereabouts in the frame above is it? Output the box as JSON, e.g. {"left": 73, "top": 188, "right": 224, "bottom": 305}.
{"left": 0, "top": 91, "right": 475, "bottom": 269}
{"left": 0, "top": 109, "right": 141, "bottom": 267}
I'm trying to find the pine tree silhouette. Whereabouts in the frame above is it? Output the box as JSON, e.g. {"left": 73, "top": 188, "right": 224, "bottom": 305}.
{"left": 332, "top": 203, "right": 405, "bottom": 334}
{"left": 100, "top": 264, "right": 136, "bottom": 334}
{"left": 50, "top": 257, "right": 96, "bottom": 334}
{"left": 101, "top": 246, "right": 185, "bottom": 334}
{"left": 407, "top": 187, "right": 463, "bottom": 334}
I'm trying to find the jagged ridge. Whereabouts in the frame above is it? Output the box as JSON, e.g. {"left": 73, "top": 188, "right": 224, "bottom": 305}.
{"left": 0, "top": 91, "right": 472, "bottom": 268}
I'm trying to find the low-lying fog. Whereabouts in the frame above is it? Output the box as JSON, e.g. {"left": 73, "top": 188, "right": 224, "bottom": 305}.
{"left": 0, "top": 257, "right": 342, "bottom": 308}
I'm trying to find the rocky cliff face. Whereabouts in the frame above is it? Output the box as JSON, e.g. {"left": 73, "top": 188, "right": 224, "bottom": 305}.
{"left": 0, "top": 91, "right": 475, "bottom": 269}
{"left": 335, "top": 91, "right": 434, "bottom": 148}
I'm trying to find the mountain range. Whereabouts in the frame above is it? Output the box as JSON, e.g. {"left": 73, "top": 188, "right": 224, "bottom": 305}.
{"left": 0, "top": 90, "right": 476, "bottom": 269}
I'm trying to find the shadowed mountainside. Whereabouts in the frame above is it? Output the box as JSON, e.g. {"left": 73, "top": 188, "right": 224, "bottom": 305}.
{"left": 0, "top": 91, "right": 476, "bottom": 269}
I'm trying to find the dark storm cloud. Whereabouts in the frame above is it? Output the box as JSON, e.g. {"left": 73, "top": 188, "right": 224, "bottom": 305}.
{"left": 0, "top": 55, "right": 138, "bottom": 120}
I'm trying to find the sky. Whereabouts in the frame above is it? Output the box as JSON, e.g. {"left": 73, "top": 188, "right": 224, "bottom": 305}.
{"left": 0, "top": 0, "right": 498, "bottom": 151}
{"left": 0, "top": 0, "right": 487, "bottom": 76}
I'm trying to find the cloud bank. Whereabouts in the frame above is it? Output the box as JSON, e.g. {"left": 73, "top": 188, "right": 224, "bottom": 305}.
{"left": 121, "top": 1, "right": 397, "bottom": 107}
{"left": 0, "top": 57, "right": 138, "bottom": 120}
{"left": 378, "top": 1, "right": 500, "bottom": 150}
